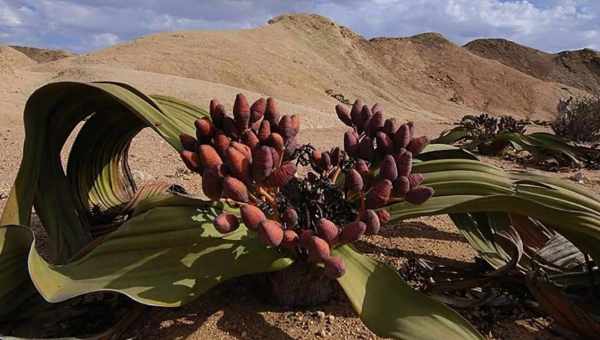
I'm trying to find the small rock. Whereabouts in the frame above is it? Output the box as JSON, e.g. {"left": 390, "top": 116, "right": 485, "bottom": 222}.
{"left": 316, "top": 329, "right": 327, "bottom": 337}
{"left": 327, "top": 315, "right": 335, "bottom": 322}
{"left": 0, "top": 192, "right": 7, "bottom": 200}
{"left": 316, "top": 311, "right": 325, "bottom": 319}
{"left": 569, "top": 171, "right": 586, "bottom": 183}
{"left": 241, "top": 331, "right": 247, "bottom": 337}
{"left": 131, "top": 170, "right": 152, "bottom": 183}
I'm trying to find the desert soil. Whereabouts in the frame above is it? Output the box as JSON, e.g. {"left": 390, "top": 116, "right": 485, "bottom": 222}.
{"left": 1, "top": 13, "right": 599, "bottom": 340}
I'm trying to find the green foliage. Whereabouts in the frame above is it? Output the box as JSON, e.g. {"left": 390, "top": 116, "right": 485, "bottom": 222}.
{"left": 434, "top": 113, "right": 600, "bottom": 170}
{"left": 552, "top": 96, "right": 600, "bottom": 143}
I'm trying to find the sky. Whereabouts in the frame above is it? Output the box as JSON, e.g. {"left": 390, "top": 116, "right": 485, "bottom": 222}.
{"left": 0, "top": 0, "right": 598, "bottom": 53}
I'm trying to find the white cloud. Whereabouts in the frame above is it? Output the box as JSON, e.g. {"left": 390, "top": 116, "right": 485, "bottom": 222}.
{"left": 0, "top": 0, "right": 22, "bottom": 26}
{"left": 0, "top": 0, "right": 598, "bottom": 52}
{"left": 90, "top": 32, "right": 119, "bottom": 49}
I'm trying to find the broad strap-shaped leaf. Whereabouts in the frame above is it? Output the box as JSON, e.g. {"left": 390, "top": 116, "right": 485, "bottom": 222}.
{"left": 28, "top": 204, "right": 293, "bottom": 306}
{"left": 334, "top": 245, "right": 482, "bottom": 340}
{"left": 0, "top": 81, "right": 211, "bottom": 315}
{"left": 387, "top": 159, "right": 600, "bottom": 263}
{"left": 417, "top": 144, "right": 478, "bottom": 161}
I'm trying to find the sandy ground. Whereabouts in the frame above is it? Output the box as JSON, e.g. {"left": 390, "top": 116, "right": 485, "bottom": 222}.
{"left": 1, "top": 118, "right": 597, "bottom": 339}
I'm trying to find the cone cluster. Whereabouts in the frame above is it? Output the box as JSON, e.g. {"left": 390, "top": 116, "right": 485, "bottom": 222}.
{"left": 179, "top": 94, "right": 299, "bottom": 202}
{"left": 336, "top": 99, "right": 435, "bottom": 234}
{"left": 178, "top": 95, "right": 436, "bottom": 280}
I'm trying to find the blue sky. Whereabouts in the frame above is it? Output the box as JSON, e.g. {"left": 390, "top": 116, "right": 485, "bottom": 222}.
{"left": 1, "top": 0, "right": 598, "bottom": 53}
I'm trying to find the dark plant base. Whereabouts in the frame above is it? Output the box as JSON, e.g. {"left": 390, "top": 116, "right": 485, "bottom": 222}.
{"left": 266, "top": 260, "right": 341, "bottom": 308}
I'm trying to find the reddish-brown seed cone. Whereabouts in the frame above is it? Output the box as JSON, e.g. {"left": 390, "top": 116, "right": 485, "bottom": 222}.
{"left": 241, "top": 129, "right": 260, "bottom": 149}
{"left": 372, "top": 103, "right": 384, "bottom": 114}
{"left": 222, "top": 176, "right": 249, "bottom": 202}
{"left": 180, "top": 150, "right": 201, "bottom": 172}
{"left": 358, "top": 136, "right": 374, "bottom": 161}
{"left": 376, "top": 131, "right": 394, "bottom": 155}
{"left": 252, "top": 145, "right": 274, "bottom": 182}
{"left": 380, "top": 155, "right": 398, "bottom": 181}
{"left": 407, "top": 136, "right": 429, "bottom": 155}
{"left": 359, "top": 105, "right": 372, "bottom": 132}
{"left": 258, "top": 220, "right": 284, "bottom": 247}
{"left": 408, "top": 173, "right": 425, "bottom": 188}
{"left": 198, "top": 144, "right": 223, "bottom": 170}
{"left": 270, "top": 147, "right": 281, "bottom": 169}
{"left": 202, "top": 165, "right": 224, "bottom": 200}
{"left": 258, "top": 120, "right": 271, "bottom": 142}
{"left": 265, "top": 162, "right": 296, "bottom": 187}
{"left": 394, "top": 124, "right": 411, "bottom": 151}
{"left": 222, "top": 116, "right": 239, "bottom": 139}
{"left": 278, "top": 115, "right": 295, "bottom": 139}
{"left": 231, "top": 141, "right": 252, "bottom": 161}
{"left": 179, "top": 134, "right": 198, "bottom": 152}
{"left": 282, "top": 207, "right": 299, "bottom": 227}
{"left": 367, "top": 112, "right": 384, "bottom": 137}
{"left": 195, "top": 117, "right": 214, "bottom": 143}
{"left": 213, "top": 213, "right": 239, "bottom": 234}
{"left": 233, "top": 93, "right": 251, "bottom": 131}
{"left": 317, "top": 218, "right": 339, "bottom": 245}
{"left": 308, "top": 236, "right": 331, "bottom": 262}
{"left": 240, "top": 204, "right": 266, "bottom": 230}
{"left": 311, "top": 149, "right": 322, "bottom": 164}
{"left": 339, "top": 221, "right": 366, "bottom": 243}
{"left": 336, "top": 104, "right": 353, "bottom": 127}
{"left": 350, "top": 99, "right": 364, "bottom": 127}
{"left": 331, "top": 147, "right": 343, "bottom": 166}
{"left": 299, "top": 229, "right": 314, "bottom": 248}
{"left": 281, "top": 230, "right": 299, "bottom": 249}
{"left": 323, "top": 256, "right": 346, "bottom": 278}
{"left": 393, "top": 176, "right": 410, "bottom": 197}
{"left": 345, "top": 169, "right": 364, "bottom": 193}
{"left": 344, "top": 130, "right": 359, "bottom": 156}
{"left": 268, "top": 132, "right": 285, "bottom": 152}
{"left": 407, "top": 121, "right": 415, "bottom": 138}
{"left": 250, "top": 98, "right": 266, "bottom": 123}
{"left": 376, "top": 209, "right": 391, "bottom": 225}
{"left": 210, "top": 100, "right": 226, "bottom": 128}
{"left": 355, "top": 159, "right": 370, "bottom": 176}
{"left": 362, "top": 209, "right": 381, "bottom": 235}
{"left": 383, "top": 118, "right": 398, "bottom": 135}
{"left": 396, "top": 151, "right": 412, "bottom": 178}
{"left": 366, "top": 179, "right": 393, "bottom": 209}
{"left": 291, "top": 114, "right": 300, "bottom": 131}
{"left": 224, "top": 146, "right": 250, "bottom": 183}
{"left": 285, "top": 137, "right": 299, "bottom": 158}
{"left": 319, "top": 152, "right": 332, "bottom": 171}
{"left": 405, "top": 186, "right": 434, "bottom": 205}
{"left": 265, "top": 97, "right": 281, "bottom": 125}
{"left": 213, "top": 133, "right": 231, "bottom": 156}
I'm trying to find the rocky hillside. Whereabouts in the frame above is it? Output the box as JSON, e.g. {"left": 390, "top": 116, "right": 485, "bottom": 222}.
{"left": 9, "top": 45, "right": 75, "bottom": 63}
{"left": 36, "top": 14, "right": 588, "bottom": 121}
{"left": 465, "top": 38, "right": 600, "bottom": 94}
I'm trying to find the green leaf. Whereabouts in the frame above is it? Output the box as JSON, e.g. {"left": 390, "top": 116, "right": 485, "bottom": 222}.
{"left": 417, "top": 144, "right": 479, "bottom": 161}
{"left": 28, "top": 204, "right": 293, "bottom": 306}
{"left": 334, "top": 245, "right": 482, "bottom": 340}
{"left": 0, "top": 81, "right": 211, "bottom": 316}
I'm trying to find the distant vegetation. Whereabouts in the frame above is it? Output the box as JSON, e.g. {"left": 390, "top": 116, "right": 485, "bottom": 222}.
{"left": 434, "top": 112, "right": 600, "bottom": 170}
{"left": 552, "top": 96, "right": 600, "bottom": 143}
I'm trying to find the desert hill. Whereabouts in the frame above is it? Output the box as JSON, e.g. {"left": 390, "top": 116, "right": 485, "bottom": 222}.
{"left": 2, "top": 13, "right": 597, "bottom": 129}
{"left": 34, "top": 13, "right": 588, "bottom": 123}
{"left": 0, "top": 46, "right": 36, "bottom": 73}
{"left": 9, "top": 45, "right": 75, "bottom": 63}
{"left": 465, "top": 38, "right": 600, "bottom": 94}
